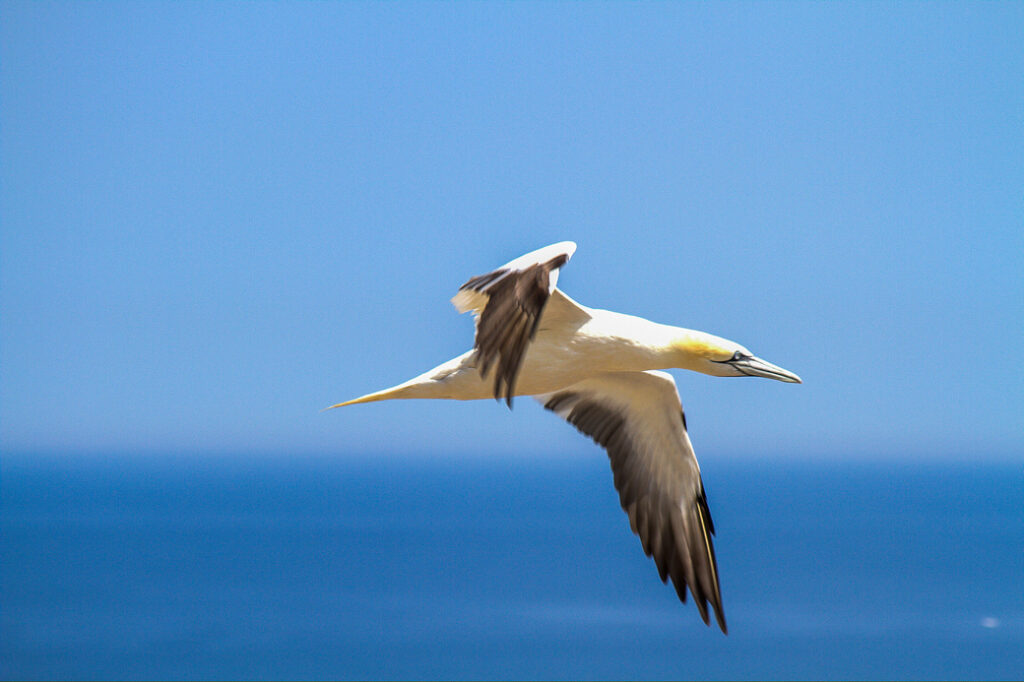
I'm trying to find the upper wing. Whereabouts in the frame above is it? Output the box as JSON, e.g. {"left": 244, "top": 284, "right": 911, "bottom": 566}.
{"left": 537, "top": 370, "right": 727, "bottom": 633}
{"left": 451, "top": 241, "right": 578, "bottom": 406}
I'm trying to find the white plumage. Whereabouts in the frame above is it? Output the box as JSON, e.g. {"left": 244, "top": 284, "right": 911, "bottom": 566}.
{"left": 329, "top": 242, "right": 801, "bottom": 633}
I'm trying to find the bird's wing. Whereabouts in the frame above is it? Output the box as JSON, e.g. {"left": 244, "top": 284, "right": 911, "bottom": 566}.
{"left": 451, "top": 241, "right": 581, "bottom": 405}
{"left": 536, "top": 370, "right": 727, "bottom": 633}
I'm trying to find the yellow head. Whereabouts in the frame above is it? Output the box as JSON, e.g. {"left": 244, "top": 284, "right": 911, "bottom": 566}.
{"left": 673, "top": 331, "right": 802, "bottom": 383}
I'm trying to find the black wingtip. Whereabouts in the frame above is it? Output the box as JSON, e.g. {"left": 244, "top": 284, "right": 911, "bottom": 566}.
{"left": 698, "top": 596, "right": 727, "bottom": 634}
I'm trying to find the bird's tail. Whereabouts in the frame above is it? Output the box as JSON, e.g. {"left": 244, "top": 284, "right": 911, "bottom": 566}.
{"left": 323, "top": 385, "right": 411, "bottom": 410}
{"left": 325, "top": 351, "right": 485, "bottom": 410}
{"left": 324, "top": 371, "right": 461, "bottom": 409}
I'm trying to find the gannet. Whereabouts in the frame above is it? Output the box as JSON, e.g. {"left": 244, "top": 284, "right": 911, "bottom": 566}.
{"left": 329, "top": 241, "right": 800, "bottom": 633}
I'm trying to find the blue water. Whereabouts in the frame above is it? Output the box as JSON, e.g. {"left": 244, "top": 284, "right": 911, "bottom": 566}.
{"left": 2, "top": 453, "right": 1022, "bottom": 680}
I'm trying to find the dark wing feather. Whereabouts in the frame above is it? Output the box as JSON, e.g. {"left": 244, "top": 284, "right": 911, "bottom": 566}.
{"left": 539, "top": 371, "right": 727, "bottom": 633}
{"left": 457, "top": 253, "right": 569, "bottom": 406}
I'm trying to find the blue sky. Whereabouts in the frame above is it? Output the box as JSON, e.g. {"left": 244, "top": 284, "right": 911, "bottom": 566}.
{"left": 2, "top": 2, "right": 1021, "bottom": 462}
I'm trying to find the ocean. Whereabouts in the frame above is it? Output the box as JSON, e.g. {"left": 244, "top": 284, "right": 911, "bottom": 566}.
{"left": 2, "top": 453, "right": 1022, "bottom": 680}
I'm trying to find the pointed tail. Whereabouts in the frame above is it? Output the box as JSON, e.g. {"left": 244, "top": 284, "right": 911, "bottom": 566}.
{"left": 323, "top": 385, "right": 409, "bottom": 410}
{"left": 323, "top": 374, "right": 451, "bottom": 410}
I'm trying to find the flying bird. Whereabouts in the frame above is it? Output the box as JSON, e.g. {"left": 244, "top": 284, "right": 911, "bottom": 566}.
{"left": 329, "top": 241, "right": 801, "bottom": 633}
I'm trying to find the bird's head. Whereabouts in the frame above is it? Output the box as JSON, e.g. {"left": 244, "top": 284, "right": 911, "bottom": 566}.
{"left": 672, "top": 331, "right": 802, "bottom": 383}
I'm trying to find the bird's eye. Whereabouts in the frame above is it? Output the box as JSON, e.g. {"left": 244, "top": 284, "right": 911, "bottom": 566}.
{"left": 732, "top": 351, "right": 743, "bottom": 361}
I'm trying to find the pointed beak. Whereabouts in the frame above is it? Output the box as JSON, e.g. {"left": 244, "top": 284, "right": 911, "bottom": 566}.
{"left": 732, "top": 355, "right": 802, "bottom": 383}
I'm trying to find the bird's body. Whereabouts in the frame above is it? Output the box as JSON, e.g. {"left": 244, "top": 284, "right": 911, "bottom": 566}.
{"left": 346, "top": 295, "right": 714, "bottom": 401}
{"left": 330, "top": 241, "right": 800, "bottom": 633}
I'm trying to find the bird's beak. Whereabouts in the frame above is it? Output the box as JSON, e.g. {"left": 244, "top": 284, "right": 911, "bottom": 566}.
{"left": 732, "top": 355, "right": 802, "bottom": 383}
